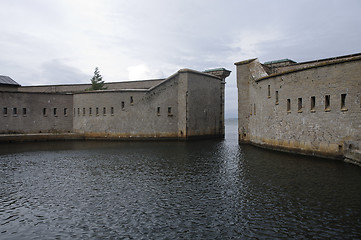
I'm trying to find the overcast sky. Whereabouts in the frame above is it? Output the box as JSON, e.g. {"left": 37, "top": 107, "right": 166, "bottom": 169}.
{"left": 1, "top": 0, "right": 360, "bottom": 117}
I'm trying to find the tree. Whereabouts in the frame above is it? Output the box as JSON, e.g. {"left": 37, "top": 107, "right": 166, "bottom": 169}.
{"left": 88, "top": 67, "right": 106, "bottom": 90}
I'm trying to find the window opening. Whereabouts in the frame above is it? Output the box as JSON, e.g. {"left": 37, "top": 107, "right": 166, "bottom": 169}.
{"left": 130, "top": 96, "right": 133, "bottom": 105}
{"left": 311, "top": 96, "right": 316, "bottom": 112}
{"left": 275, "top": 91, "right": 279, "bottom": 105}
{"left": 83, "top": 108, "right": 85, "bottom": 116}
{"left": 111, "top": 107, "right": 114, "bottom": 115}
{"left": 254, "top": 104, "right": 256, "bottom": 115}
{"left": 103, "top": 107, "right": 106, "bottom": 115}
{"left": 64, "top": 108, "right": 68, "bottom": 116}
{"left": 77, "top": 108, "right": 80, "bottom": 116}
{"left": 168, "top": 107, "right": 172, "bottom": 116}
{"left": 22, "top": 108, "right": 27, "bottom": 115}
{"left": 96, "top": 107, "right": 99, "bottom": 115}
{"left": 3, "top": 107, "right": 8, "bottom": 115}
{"left": 13, "top": 108, "right": 17, "bottom": 115}
{"left": 341, "top": 94, "right": 347, "bottom": 111}
{"left": 54, "top": 108, "right": 57, "bottom": 116}
{"left": 89, "top": 107, "right": 92, "bottom": 116}
{"left": 298, "top": 98, "right": 303, "bottom": 112}
{"left": 268, "top": 85, "right": 271, "bottom": 98}
{"left": 157, "top": 107, "right": 160, "bottom": 116}
{"left": 43, "top": 108, "right": 47, "bottom": 116}
{"left": 325, "top": 95, "right": 330, "bottom": 111}
{"left": 121, "top": 101, "right": 125, "bottom": 110}
{"left": 287, "top": 99, "right": 291, "bottom": 112}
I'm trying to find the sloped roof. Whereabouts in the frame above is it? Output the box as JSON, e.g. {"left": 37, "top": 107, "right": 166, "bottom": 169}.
{"left": 0, "top": 75, "right": 20, "bottom": 86}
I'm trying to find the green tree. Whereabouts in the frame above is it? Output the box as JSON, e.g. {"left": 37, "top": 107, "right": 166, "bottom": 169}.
{"left": 88, "top": 67, "right": 106, "bottom": 90}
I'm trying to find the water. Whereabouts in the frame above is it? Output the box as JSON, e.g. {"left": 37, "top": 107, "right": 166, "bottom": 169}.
{"left": 1, "top": 119, "right": 361, "bottom": 239}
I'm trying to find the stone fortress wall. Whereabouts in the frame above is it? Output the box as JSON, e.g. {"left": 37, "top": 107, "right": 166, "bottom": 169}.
{"left": 0, "top": 68, "right": 230, "bottom": 140}
{"left": 236, "top": 53, "right": 361, "bottom": 165}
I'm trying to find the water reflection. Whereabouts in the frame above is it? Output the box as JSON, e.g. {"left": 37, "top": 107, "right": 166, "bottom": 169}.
{"left": 1, "top": 120, "right": 361, "bottom": 239}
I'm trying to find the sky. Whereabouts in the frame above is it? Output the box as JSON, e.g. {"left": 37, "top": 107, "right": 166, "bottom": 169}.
{"left": 1, "top": 0, "right": 360, "bottom": 118}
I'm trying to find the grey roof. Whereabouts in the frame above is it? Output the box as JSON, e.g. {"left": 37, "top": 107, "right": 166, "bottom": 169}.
{"left": 0, "top": 75, "right": 20, "bottom": 86}
{"left": 264, "top": 59, "right": 296, "bottom": 65}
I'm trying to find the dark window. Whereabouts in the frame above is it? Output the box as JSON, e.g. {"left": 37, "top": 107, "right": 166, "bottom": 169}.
{"left": 77, "top": 108, "right": 80, "bottom": 116}
{"left": 325, "top": 95, "right": 330, "bottom": 111}
{"left": 43, "top": 108, "right": 47, "bottom": 116}
{"left": 311, "top": 96, "right": 316, "bottom": 112}
{"left": 275, "top": 91, "right": 279, "bottom": 105}
{"left": 54, "top": 108, "right": 57, "bottom": 116}
{"left": 341, "top": 94, "right": 347, "bottom": 110}
{"left": 64, "top": 108, "right": 68, "bottom": 116}
{"left": 103, "top": 107, "right": 106, "bottom": 115}
{"left": 83, "top": 108, "right": 86, "bottom": 116}
{"left": 13, "top": 108, "right": 17, "bottom": 115}
{"left": 89, "top": 107, "right": 92, "bottom": 115}
{"left": 111, "top": 107, "right": 114, "bottom": 115}
{"left": 268, "top": 85, "right": 271, "bottom": 98}
{"left": 96, "top": 107, "right": 99, "bottom": 115}
{"left": 121, "top": 101, "right": 125, "bottom": 110}
{"left": 168, "top": 107, "right": 172, "bottom": 116}
{"left": 298, "top": 98, "right": 302, "bottom": 112}
{"left": 157, "top": 107, "right": 160, "bottom": 115}
{"left": 23, "top": 108, "right": 27, "bottom": 115}
{"left": 287, "top": 99, "right": 291, "bottom": 112}
{"left": 130, "top": 96, "right": 133, "bottom": 104}
{"left": 3, "top": 107, "right": 7, "bottom": 115}
{"left": 254, "top": 104, "right": 256, "bottom": 115}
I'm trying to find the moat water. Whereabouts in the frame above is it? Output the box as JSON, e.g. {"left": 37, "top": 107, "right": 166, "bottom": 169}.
{"left": 1, "top": 119, "right": 361, "bottom": 239}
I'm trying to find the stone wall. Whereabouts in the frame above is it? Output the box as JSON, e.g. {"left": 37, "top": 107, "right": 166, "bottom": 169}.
{"left": 0, "top": 91, "right": 73, "bottom": 134}
{"left": 236, "top": 54, "right": 361, "bottom": 160}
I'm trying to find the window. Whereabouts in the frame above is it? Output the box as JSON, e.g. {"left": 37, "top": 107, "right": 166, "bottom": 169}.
{"left": 54, "top": 108, "right": 57, "bottom": 116}
{"left": 111, "top": 107, "right": 114, "bottom": 115}
{"left": 157, "top": 107, "right": 160, "bottom": 116}
{"left": 96, "top": 107, "right": 99, "bottom": 115}
{"left": 103, "top": 107, "right": 106, "bottom": 115}
{"left": 89, "top": 107, "right": 92, "bottom": 116}
{"left": 43, "top": 108, "right": 47, "bottom": 116}
{"left": 13, "top": 107, "right": 17, "bottom": 115}
{"left": 23, "top": 108, "right": 27, "bottom": 115}
{"left": 325, "top": 95, "right": 330, "bottom": 111}
{"left": 287, "top": 99, "right": 291, "bottom": 112}
{"left": 311, "top": 96, "right": 316, "bottom": 112}
{"left": 168, "top": 107, "right": 172, "bottom": 116}
{"left": 77, "top": 108, "right": 80, "bottom": 116}
{"left": 3, "top": 107, "right": 8, "bottom": 115}
{"left": 130, "top": 96, "right": 133, "bottom": 105}
{"left": 250, "top": 104, "right": 252, "bottom": 115}
{"left": 275, "top": 91, "right": 279, "bottom": 105}
{"left": 341, "top": 94, "right": 347, "bottom": 111}
{"left": 254, "top": 104, "right": 256, "bottom": 115}
{"left": 268, "top": 85, "right": 271, "bottom": 98}
{"left": 298, "top": 98, "right": 303, "bottom": 112}
{"left": 64, "top": 108, "right": 68, "bottom": 116}
{"left": 83, "top": 108, "right": 85, "bottom": 116}
{"left": 121, "top": 101, "right": 125, "bottom": 110}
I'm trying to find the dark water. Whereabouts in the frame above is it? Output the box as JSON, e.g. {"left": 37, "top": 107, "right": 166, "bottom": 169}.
{"left": 1, "top": 119, "right": 361, "bottom": 239}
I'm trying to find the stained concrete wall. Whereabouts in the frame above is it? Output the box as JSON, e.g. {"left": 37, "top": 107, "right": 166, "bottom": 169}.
{"left": 236, "top": 54, "right": 361, "bottom": 160}
{"left": 0, "top": 91, "right": 73, "bottom": 133}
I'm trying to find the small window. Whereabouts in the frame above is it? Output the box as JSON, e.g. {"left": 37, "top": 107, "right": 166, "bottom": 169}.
{"left": 341, "top": 94, "right": 347, "bottom": 111}
{"left": 121, "top": 101, "right": 125, "bottom": 110}
{"left": 43, "top": 108, "right": 47, "bottom": 116}
{"left": 254, "top": 104, "right": 256, "bottom": 115}
{"left": 23, "top": 108, "right": 27, "bottom": 115}
{"left": 54, "top": 108, "right": 57, "bottom": 116}
{"left": 311, "top": 96, "right": 316, "bottom": 112}
{"left": 268, "top": 85, "right": 271, "bottom": 98}
{"left": 83, "top": 108, "right": 86, "bottom": 116}
{"left": 298, "top": 98, "right": 303, "bottom": 112}
{"left": 77, "top": 108, "right": 80, "bottom": 116}
{"left": 157, "top": 107, "right": 160, "bottom": 116}
{"left": 250, "top": 104, "right": 252, "bottom": 115}
{"left": 111, "top": 107, "right": 114, "bottom": 115}
{"left": 13, "top": 108, "right": 17, "bottom": 115}
{"left": 89, "top": 107, "right": 92, "bottom": 116}
{"left": 275, "top": 91, "right": 279, "bottom": 105}
{"left": 130, "top": 96, "right": 134, "bottom": 105}
{"left": 168, "top": 107, "right": 172, "bottom": 116}
{"left": 287, "top": 99, "right": 291, "bottom": 112}
{"left": 3, "top": 107, "right": 8, "bottom": 115}
{"left": 103, "top": 107, "right": 106, "bottom": 115}
{"left": 64, "top": 108, "right": 68, "bottom": 116}
{"left": 325, "top": 95, "right": 330, "bottom": 111}
{"left": 96, "top": 107, "right": 99, "bottom": 115}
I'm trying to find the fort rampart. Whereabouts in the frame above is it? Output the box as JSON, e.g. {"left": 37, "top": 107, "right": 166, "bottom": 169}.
{"left": 236, "top": 53, "right": 361, "bottom": 165}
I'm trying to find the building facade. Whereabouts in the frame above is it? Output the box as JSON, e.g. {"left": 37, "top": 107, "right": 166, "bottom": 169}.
{"left": 0, "top": 68, "right": 230, "bottom": 140}
{"left": 236, "top": 53, "right": 361, "bottom": 165}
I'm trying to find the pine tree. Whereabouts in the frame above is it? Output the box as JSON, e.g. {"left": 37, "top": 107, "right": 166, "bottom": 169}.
{"left": 89, "top": 67, "right": 106, "bottom": 90}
